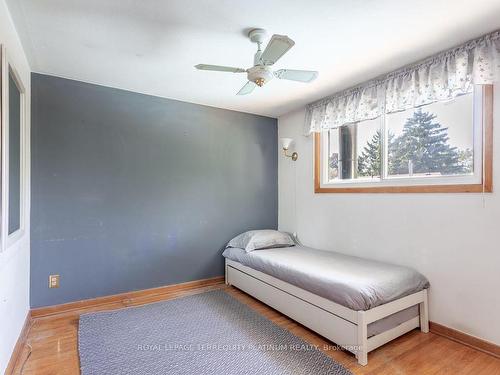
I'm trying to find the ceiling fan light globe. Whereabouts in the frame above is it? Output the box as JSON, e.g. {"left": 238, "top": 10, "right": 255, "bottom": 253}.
{"left": 247, "top": 65, "right": 274, "bottom": 87}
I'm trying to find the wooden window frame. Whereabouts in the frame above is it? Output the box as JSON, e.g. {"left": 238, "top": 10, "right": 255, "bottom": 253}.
{"left": 314, "top": 85, "right": 493, "bottom": 193}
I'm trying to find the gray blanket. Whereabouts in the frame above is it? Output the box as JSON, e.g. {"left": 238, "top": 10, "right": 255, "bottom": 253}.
{"left": 223, "top": 246, "right": 429, "bottom": 311}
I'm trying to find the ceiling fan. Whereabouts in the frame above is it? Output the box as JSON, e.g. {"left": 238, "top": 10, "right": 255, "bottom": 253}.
{"left": 195, "top": 28, "right": 318, "bottom": 95}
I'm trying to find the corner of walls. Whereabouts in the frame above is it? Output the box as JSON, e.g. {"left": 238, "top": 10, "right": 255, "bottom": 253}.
{"left": 277, "top": 107, "right": 309, "bottom": 237}
{"left": 0, "top": 0, "right": 31, "bottom": 373}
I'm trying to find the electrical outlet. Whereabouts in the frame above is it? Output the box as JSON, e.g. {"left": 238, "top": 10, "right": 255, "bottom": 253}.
{"left": 49, "top": 274, "right": 60, "bottom": 288}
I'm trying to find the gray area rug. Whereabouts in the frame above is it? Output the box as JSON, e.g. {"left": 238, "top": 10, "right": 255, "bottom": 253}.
{"left": 79, "top": 290, "right": 352, "bottom": 375}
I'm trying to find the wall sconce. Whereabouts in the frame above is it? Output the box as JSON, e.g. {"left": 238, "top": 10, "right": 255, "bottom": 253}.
{"left": 280, "top": 138, "right": 298, "bottom": 161}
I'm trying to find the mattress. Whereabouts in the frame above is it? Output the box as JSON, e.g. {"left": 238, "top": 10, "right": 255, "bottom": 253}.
{"left": 222, "top": 246, "right": 429, "bottom": 311}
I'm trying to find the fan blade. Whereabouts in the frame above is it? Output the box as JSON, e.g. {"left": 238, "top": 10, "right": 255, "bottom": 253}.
{"left": 274, "top": 69, "right": 318, "bottom": 83}
{"left": 195, "top": 64, "right": 246, "bottom": 73}
{"left": 237, "top": 81, "right": 256, "bottom": 95}
{"left": 260, "top": 35, "right": 295, "bottom": 65}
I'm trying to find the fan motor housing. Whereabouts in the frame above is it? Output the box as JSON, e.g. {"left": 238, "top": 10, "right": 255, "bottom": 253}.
{"left": 247, "top": 66, "right": 273, "bottom": 86}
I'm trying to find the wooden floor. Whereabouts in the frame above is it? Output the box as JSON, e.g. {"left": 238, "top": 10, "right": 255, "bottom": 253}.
{"left": 11, "top": 283, "right": 500, "bottom": 375}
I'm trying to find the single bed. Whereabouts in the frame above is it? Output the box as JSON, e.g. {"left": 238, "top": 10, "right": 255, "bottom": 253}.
{"left": 223, "top": 245, "right": 429, "bottom": 366}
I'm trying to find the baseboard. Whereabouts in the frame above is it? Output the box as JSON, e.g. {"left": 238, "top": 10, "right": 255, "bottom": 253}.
{"left": 5, "top": 311, "right": 32, "bottom": 375}
{"left": 430, "top": 321, "right": 500, "bottom": 359}
{"left": 14, "top": 282, "right": 500, "bottom": 371}
{"left": 31, "top": 276, "right": 225, "bottom": 318}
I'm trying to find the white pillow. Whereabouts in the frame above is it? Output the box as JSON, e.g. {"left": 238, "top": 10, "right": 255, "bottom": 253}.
{"left": 227, "top": 230, "right": 295, "bottom": 252}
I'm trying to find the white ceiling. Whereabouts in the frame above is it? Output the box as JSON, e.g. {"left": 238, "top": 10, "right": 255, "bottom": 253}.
{"left": 7, "top": 0, "right": 500, "bottom": 118}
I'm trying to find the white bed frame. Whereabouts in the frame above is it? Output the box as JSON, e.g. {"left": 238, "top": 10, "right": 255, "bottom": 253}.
{"left": 225, "top": 259, "right": 429, "bottom": 366}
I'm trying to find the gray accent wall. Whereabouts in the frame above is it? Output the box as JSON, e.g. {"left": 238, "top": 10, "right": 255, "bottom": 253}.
{"left": 31, "top": 73, "right": 277, "bottom": 308}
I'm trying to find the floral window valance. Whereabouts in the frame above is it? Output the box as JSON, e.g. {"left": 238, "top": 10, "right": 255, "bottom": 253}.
{"left": 305, "top": 30, "right": 500, "bottom": 134}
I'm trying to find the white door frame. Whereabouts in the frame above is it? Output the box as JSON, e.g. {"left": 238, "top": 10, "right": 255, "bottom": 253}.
{"left": 0, "top": 45, "right": 28, "bottom": 252}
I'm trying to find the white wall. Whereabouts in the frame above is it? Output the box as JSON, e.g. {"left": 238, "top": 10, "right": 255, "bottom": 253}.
{"left": 278, "top": 86, "right": 500, "bottom": 345}
{"left": 0, "top": 0, "right": 31, "bottom": 373}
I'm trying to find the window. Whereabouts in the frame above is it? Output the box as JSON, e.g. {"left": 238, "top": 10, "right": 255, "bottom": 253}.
{"left": 315, "top": 86, "right": 493, "bottom": 193}
{"left": 327, "top": 118, "right": 382, "bottom": 182}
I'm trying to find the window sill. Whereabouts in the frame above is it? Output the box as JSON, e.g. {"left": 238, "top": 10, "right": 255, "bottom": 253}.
{"left": 314, "top": 183, "right": 492, "bottom": 194}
